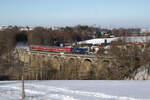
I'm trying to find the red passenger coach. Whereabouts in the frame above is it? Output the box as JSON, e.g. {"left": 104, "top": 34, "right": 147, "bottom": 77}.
{"left": 30, "top": 45, "right": 44, "bottom": 51}
{"left": 57, "top": 48, "right": 65, "bottom": 52}
{"left": 29, "top": 45, "right": 72, "bottom": 53}
{"left": 65, "top": 48, "right": 71, "bottom": 53}
{"left": 47, "top": 47, "right": 57, "bottom": 52}
{"left": 29, "top": 45, "right": 35, "bottom": 50}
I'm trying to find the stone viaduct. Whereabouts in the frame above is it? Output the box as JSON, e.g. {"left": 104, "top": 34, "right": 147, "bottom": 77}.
{"left": 16, "top": 48, "right": 114, "bottom": 79}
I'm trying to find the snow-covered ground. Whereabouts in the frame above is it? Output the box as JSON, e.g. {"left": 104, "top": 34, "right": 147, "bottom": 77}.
{"left": 79, "top": 36, "right": 150, "bottom": 45}
{"left": 0, "top": 81, "right": 150, "bottom": 100}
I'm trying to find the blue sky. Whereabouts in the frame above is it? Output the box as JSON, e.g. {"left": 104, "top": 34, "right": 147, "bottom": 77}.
{"left": 0, "top": 0, "right": 150, "bottom": 28}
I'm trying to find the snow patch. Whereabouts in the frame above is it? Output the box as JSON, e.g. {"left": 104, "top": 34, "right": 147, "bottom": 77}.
{"left": 26, "top": 83, "right": 149, "bottom": 100}
{"left": 0, "top": 81, "right": 150, "bottom": 100}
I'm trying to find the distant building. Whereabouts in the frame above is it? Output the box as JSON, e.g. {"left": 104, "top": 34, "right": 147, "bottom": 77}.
{"left": 51, "top": 26, "right": 60, "bottom": 30}
{"left": 141, "top": 29, "right": 150, "bottom": 33}
{"left": 0, "top": 25, "right": 7, "bottom": 30}
{"left": 19, "top": 27, "right": 33, "bottom": 31}
{"left": 0, "top": 26, "right": 34, "bottom": 31}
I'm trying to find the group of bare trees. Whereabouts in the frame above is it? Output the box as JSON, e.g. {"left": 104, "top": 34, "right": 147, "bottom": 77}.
{"left": 0, "top": 25, "right": 149, "bottom": 80}
{"left": 0, "top": 27, "right": 24, "bottom": 80}
{"left": 96, "top": 39, "right": 150, "bottom": 80}
{"left": 27, "top": 26, "right": 97, "bottom": 45}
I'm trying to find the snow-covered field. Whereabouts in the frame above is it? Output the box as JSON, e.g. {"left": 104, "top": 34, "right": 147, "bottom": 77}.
{"left": 79, "top": 36, "right": 150, "bottom": 45}
{"left": 0, "top": 81, "right": 150, "bottom": 100}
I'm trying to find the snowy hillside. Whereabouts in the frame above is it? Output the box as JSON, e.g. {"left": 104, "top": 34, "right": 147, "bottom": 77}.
{"left": 79, "top": 36, "right": 150, "bottom": 45}
{"left": 0, "top": 81, "right": 150, "bottom": 100}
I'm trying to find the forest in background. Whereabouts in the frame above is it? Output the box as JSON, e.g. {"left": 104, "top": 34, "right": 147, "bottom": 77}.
{"left": 0, "top": 25, "right": 150, "bottom": 80}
